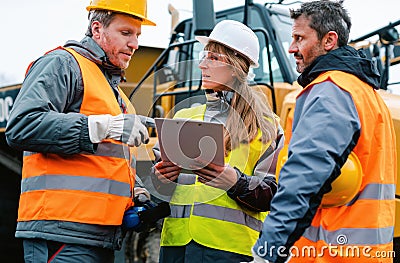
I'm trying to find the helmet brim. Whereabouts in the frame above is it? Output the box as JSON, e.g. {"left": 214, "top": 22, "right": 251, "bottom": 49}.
{"left": 195, "top": 36, "right": 259, "bottom": 68}
{"left": 195, "top": 36, "right": 210, "bottom": 46}
{"left": 86, "top": 6, "right": 156, "bottom": 26}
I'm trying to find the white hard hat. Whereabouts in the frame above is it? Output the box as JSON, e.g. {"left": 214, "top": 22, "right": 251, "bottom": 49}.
{"left": 195, "top": 20, "right": 260, "bottom": 68}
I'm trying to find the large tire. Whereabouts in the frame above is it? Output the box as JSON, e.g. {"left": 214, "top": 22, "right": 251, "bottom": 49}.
{"left": 124, "top": 225, "right": 162, "bottom": 263}
{"left": 139, "top": 228, "right": 161, "bottom": 263}
{"left": 394, "top": 237, "right": 399, "bottom": 263}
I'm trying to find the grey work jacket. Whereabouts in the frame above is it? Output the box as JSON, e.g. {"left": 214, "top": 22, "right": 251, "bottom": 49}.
{"left": 6, "top": 37, "right": 127, "bottom": 250}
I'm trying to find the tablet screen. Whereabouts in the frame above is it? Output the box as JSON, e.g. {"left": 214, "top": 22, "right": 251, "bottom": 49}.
{"left": 155, "top": 118, "right": 225, "bottom": 169}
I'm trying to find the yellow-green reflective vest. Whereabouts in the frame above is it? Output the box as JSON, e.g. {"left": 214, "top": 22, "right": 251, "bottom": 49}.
{"left": 161, "top": 104, "right": 271, "bottom": 256}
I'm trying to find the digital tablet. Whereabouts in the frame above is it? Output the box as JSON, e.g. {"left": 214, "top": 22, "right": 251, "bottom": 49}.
{"left": 155, "top": 118, "right": 224, "bottom": 169}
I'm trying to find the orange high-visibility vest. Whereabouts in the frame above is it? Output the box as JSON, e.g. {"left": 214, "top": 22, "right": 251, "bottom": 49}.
{"left": 18, "top": 48, "right": 136, "bottom": 226}
{"left": 290, "top": 71, "right": 396, "bottom": 262}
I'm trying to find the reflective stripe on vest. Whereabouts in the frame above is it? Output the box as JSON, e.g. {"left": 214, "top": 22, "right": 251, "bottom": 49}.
{"left": 303, "top": 225, "right": 394, "bottom": 246}
{"left": 21, "top": 175, "right": 131, "bottom": 197}
{"left": 292, "top": 71, "right": 396, "bottom": 262}
{"left": 169, "top": 204, "right": 192, "bottom": 218}
{"left": 192, "top": 203, "right": 263, "bottom": 232}
{"left": 23, "top": 142, "right": 132, "bottom": 160}
{"left": 18, "top": 47, "right": 137, "bottom": 226}
{"left": 347, "top": 183, "right": 395, "bottom": 205}
{"left": 166, "top": 203, "right": 264, "bottom": 233}
{"left": 161, "top": 105, "right": 270, "bottom": 256}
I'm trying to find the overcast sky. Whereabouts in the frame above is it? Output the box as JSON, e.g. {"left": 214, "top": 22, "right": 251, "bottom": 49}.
{"left": 1, "top": 0, "right": 399, "bottom": 86}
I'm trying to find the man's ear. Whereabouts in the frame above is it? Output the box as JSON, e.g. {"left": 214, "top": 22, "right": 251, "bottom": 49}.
{"left": 324, "top": 31, "right": 339, "bottom": 51}
{"left": 91, "top": 21, "right": 102, "bottom": 39}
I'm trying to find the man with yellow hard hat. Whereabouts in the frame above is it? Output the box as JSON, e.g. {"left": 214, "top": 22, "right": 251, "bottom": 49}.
{"left": 5, "top": 0, "right": 156, "bottom": 262}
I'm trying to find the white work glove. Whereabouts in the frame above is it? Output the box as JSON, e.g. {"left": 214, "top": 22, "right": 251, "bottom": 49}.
{"left": 241, "top": 248, "right": 270, "bottom": 263}
{"left": 134, "top": 187, "right": 151, "bottom": 201}
{"left": 88, "top": 114, "right": 149, "bottom": 147}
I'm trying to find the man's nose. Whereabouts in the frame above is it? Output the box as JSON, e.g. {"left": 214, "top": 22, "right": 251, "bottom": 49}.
{"left": 288, "top": 41, "right": 298, "bottom": 54}
{"left": 128, "top": 36, "right": 139, "bottom": 50}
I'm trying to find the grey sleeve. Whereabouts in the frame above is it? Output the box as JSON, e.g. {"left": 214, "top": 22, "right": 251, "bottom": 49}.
{"left": 254, "top": 81, "right": 361, "bottom": 262}
{"left": 226, "top": 129, "right": 283, "bottom": 212}
{"left": 148, "top": 141, "right": 177, "bottom": 198}
{"left": 253, "top": 125, "right": 285, "bottom": 177}
{"left": 5, "top": 50, "right": 94, "bottom": 154}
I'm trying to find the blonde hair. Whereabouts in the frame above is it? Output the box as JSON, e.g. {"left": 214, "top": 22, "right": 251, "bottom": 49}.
{"left": 205, "top": 42, "right": 277, "bottom": 152}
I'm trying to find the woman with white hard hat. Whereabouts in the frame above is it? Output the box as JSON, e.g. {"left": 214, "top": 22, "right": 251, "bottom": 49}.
{"left": 152, "top": 20, "right": 284, "bottom": 262}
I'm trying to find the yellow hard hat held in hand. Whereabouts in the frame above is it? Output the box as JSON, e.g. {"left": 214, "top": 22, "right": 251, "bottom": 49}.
{"left": 87, "top": 0, "right": 156, "bottom": 26}
{"left": 276, "top": 145, "right": 362, "bottom": 208}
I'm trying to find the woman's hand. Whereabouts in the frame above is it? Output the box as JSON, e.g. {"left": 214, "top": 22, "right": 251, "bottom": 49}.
{"left": 154, "top": 161, "right": 181, "bottom": 184}
{"left": 193, "top": 160, "right": 238, "bottom": 190}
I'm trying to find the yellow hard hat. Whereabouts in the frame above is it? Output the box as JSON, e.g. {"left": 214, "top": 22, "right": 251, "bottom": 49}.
{"left": 87, "top": 0, "right": 156, "bottom": 26}
{"left": 276, "top": 145, "right": 362, "bottom": 208}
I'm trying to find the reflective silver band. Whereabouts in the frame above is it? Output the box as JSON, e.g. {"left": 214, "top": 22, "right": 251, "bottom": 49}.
{"left": 192, "top": 203, "right": 263, "bottom": 232}
{"left": 169, "top": 204, "right": 192, "bottom": 218}
{"left": 303, "top": 225, "right": 394, "bottom": 245}
{"left": 21, "top": 175, "right": 131, "bottom": 197}
{"left": 347, "top": 183, "right": 395, "bottom": 205}
{"left": 356, "top": 183, "right": 395, "bottom": 200}
{"left": 23, "top": 142, "right": 135, "bottom": 163}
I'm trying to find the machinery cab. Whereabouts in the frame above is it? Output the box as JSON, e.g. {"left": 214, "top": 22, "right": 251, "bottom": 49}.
{"left": 349, "top": 19, "right": 400, "bottom": 92}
